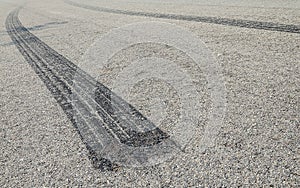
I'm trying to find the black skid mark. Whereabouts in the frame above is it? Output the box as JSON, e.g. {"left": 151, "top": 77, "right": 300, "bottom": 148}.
{"left": 65, "top": 0, "right": 300, "bottom": 34}
{"left": 6, "top": 7, "right": 169, "bottom": 171}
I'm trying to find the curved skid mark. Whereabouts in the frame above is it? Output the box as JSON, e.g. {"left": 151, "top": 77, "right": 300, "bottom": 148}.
{"left": 65, "top": 0, "right": 300, "bottom": 34}
{"left": 6, "top": 7, "right": 171, "bottom": 169}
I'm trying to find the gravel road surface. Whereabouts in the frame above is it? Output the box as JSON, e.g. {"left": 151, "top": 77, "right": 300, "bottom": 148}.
{"left": 1, "top": 0, "right": 299, "bottom": 187}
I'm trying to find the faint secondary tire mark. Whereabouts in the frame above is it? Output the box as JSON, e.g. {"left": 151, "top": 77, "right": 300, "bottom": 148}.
{"left": 6, "top": 7, "right": 173, "bottom": 170}
{"left": 64, "top": 0, "right": 300, "bottom": 34}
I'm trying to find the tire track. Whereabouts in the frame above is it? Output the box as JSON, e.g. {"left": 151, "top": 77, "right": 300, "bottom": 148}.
{"left": 65, "top": 0, "right": 300, "bottom": 34}
{"left": 6, "top": 7, "right": 170, "bottom": 170}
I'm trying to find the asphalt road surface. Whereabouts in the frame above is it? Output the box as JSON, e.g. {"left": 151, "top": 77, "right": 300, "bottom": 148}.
{"left": 1, "top": 0, "right": 299, "bottom": 187}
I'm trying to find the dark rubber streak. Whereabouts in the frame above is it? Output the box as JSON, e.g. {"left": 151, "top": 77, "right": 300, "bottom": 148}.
{"left": 65, "top": 0, "right": 300, "bottom": 34}
{"left": 6, "top": 8, "right": 168, "bottom": 170}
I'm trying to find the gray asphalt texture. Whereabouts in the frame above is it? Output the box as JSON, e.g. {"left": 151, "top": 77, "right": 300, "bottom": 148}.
{"left": 1, "top": 0, "right": 299, "bottom": 187}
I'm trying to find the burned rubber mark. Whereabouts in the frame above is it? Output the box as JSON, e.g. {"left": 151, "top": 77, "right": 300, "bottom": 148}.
{"left": 26, "top": 21, "right": 68, "bottom": 31}
{"left": 6, "top": 8, "right": 170, "bottom": 170}
{"left": 65, "top": 0, "right": 300, "bottom": 34}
